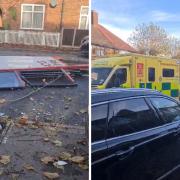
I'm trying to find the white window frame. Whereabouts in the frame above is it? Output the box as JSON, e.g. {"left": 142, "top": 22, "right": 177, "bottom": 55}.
{"left": 20, "top": 4, "right": 45, "bottom": 30}
{"left": 79, "top": 6, "right": 89, "bottom": 30}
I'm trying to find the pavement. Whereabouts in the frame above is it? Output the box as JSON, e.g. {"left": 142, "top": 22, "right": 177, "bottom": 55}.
{"left": 0, "top": 49, "right": 89, "bottom": 180}
{"left": 0, "top": 47, "right": 88, "bottom": 64}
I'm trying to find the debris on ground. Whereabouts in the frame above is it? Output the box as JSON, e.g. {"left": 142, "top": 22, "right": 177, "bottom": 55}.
{"left": 70, "top": 156, "right": 85, "bottom": 164}
{"left": 53, "top": 160, "right": 67, "bottom": 169}
{"left": 18, "top": 115, "right": 28, "bottom": 125}
{"left": 0, "top": 99, "right": 6, "bottom": 104}
{"left": 0, "top": 51, "right": 88, "bottom": 179}
{"left": 41, "top": 156, "right": 55, "bottom": 165}
{"left": 52, "top": 140, "right": 62, "bottom": 147}
{"left": 43, "top": 172, "right": 60, "bottom": 179}
{"left": 0, "top": 155, "right": 10, "bottom": 165}
{"left": 59, "top": 152, "right": 72, "bottom": 160}
{"left": 23, "top": 164, "right": 35, "bottom": 171}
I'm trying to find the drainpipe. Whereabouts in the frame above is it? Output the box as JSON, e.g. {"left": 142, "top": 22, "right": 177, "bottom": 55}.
{"left": 60, "top": 0, "right": 64, "bottom": 31}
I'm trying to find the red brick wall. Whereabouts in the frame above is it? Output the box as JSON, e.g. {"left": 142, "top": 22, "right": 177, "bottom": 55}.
{"left": 0, "top": 0, "right": 88, "bottom": 32}
{"left": 62, "top": 0, "right": 88, "bottom": 29}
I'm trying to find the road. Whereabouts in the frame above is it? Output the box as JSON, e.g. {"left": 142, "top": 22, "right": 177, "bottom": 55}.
{"left": 0, "top": 49, "right": 89, "bottom": 180}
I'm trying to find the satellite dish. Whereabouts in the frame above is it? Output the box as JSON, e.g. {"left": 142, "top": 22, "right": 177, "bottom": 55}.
{"left": 50, "top": 0, "right": 57, "bottom": 8}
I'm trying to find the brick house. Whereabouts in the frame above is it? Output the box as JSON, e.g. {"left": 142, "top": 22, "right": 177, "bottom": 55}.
{"left": 0, "top": 0, "right": 89, "bottom": 32}
{"left": 92, "top": 10, "right": 136, "bottom": 57}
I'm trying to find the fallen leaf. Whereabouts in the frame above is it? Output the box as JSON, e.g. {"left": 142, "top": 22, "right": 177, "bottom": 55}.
{"left": 52, "top": 140, "right": 62, "bottom": 147}
{"left": 43, "top": 172, "right": 59, "bottom": 179}
{"left": 59, "top": 152, "right": 71, "bottom": 160}
{"left": 23, "top": 164, "right": 35, "bottom": 171}
{"left": 28, "top": 124, "right": 38, "bottom": 129}
{"left": 43, "top": 126, "right": 57, "bottom": 137}
{"left": 18, "top": 115, "right": 28, "bottom": 125}
{"left": 80, "top": 109, "right": 87, "bottom": 114}
{"left": 78, "top": 164, "right": 88, "bottom": 170}
{"left": 0, "top": 155, "right": 10, "bottom": 165}
{"left": 70, "top": 156, "right": 85, "bottom": 164}
{"left": 0, "top": 99, "right": 6, "bottom": 104}
{"left": 41, "top": 156, "right": 54, "bottom": 165}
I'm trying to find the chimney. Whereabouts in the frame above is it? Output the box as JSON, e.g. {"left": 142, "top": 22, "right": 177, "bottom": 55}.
{"left": 91, "top": 10, "right": 98, "bottom": 25}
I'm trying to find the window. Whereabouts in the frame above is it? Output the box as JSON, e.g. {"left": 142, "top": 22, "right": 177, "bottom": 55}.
{"left": 79, "top": 6, "right": 89, "bottom": 29}
{"left": 108, "top": 98, "right": 162, "bottom": 138}
{"left": 150, "top": 98, "right": 180, "bottom": 123}
{"left": 162, "top": 69, "right": 174, "bottom": 77}
{"left": 148, "top": 68, "right": 155, "bottom": 82}
{"left": 107, "top": 68, "right": 127, "bottom": 88}
{"left": 92, "top": 104, "right": 108, "bottom": 142}
{"left": 21, "top": 4, "right": 45, "bottom": 30}
{"left": 92, "top": 67, "right": 112, "bottom": 85}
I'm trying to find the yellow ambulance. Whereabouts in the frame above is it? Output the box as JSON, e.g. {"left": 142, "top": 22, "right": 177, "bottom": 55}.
{"left": 92, "top": 54, "right": 180, "bottom": 99}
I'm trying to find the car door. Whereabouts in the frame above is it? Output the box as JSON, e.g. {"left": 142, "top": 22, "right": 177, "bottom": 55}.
{"left": 105, "top": 97, "right": 166, "bottom": 179}
{"left": 92, "top": 103, "right": 108, "bottom": 178}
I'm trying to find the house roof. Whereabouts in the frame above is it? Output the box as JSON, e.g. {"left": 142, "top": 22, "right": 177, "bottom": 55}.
{"left": 92, "top": 11, "right": 137, "bottom": 53}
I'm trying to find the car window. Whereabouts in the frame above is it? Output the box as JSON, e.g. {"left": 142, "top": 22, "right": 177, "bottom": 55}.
{"left": 92, "top": 104, "right": 108, "bottom": 142}
{"left": 108, "top": 98, "right": 162, "bottom": 138}
{"left": 150, "top": 97, "right": 180, "bottom": 123}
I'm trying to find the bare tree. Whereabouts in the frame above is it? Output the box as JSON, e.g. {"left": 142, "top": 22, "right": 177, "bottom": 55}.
{"left": 168, "top": 36, "right": 180, "bottom": 58}
{"left": 128, "top": 23, "right": 170, "bottom": 56}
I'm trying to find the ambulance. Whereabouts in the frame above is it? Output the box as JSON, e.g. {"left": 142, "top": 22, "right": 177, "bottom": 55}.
{"left": 92, "top": 54, "right": 180, "bottom": 99}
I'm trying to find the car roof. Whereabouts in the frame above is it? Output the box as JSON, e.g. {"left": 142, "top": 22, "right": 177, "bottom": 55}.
{"left": 92, "top": 88, "right": 162, "bottom": 104}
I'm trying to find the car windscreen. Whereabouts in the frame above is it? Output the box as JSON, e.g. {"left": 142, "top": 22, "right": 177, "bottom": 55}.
{"left": 92, "top": 67, "right": 112, "bottom": 85}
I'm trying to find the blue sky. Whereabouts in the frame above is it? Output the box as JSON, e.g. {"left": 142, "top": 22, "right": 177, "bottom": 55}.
{"left": 92, "top": 0, "right": 180, "bottom": 42}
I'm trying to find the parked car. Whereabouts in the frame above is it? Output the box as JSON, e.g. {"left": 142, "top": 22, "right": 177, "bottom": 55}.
{"left": 92, "top": 88, "right": 180, "bottom": 180}
{"left": 80, "top": 36, "right": 89, "bottom": 58}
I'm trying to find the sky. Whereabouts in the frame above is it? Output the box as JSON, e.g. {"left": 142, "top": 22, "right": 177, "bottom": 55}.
{"left": 92, "top": 0, "right": 180, "bottom": 42}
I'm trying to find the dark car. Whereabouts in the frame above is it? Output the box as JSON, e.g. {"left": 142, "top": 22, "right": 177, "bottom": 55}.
{"left": 92, "top": 88, "right": 180, "bottom": 180}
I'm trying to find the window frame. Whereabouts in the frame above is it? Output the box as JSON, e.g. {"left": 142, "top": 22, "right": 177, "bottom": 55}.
{"left": 20, "top": 4, "right": 45, "bottom": 30}
{"left": 79, "top": 6, "right": 89, "bottom": 30}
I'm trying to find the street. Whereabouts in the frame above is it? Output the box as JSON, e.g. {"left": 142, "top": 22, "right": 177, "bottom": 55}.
{"left": 0, "top": 49, "right": 89, "bottom": 180}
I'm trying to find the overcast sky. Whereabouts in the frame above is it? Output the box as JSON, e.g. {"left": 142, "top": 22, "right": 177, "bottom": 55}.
{"left": 92, "top": 0, "right": 180, "bottom": 42}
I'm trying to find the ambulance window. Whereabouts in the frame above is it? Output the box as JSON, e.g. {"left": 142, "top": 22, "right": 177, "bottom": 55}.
{"left": 163, "top": 69, "right": 174, "bottom": 77}
{"left": 148, "top": 68, "right": 155, "bottom": 82}
{"left": 107, "top": 68, "right": 127, "bottom": 88}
